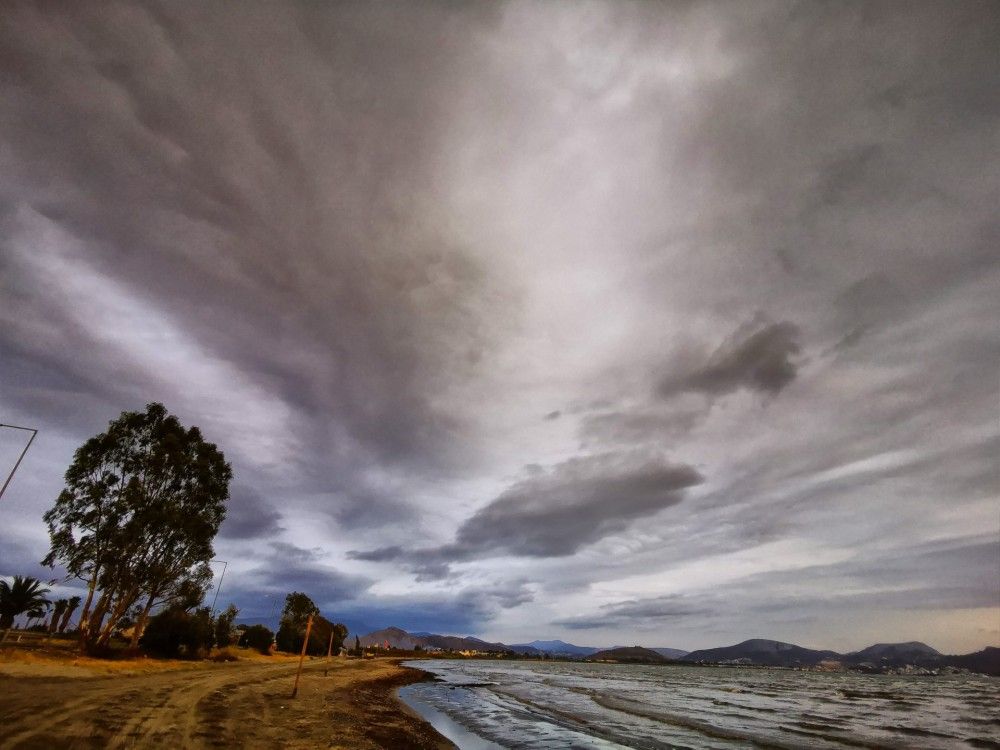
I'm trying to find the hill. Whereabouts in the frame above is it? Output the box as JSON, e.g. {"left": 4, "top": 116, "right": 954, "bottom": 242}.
{"left": 944, "top": 647, "right": 1000, "bottom": 676}
{"left": 684, "top": 639, "right": 839, "bottom": 667}
{"left": 845, "top": 642, "right": 941, "bottom": 666}
{"left": 588, "top": 646, "right": 670, "bottom": 664}
{"left": 358, "top": 627, "right": 522, "bottom": 654}
{"left": 510, "top": 639, "right": 599, "bottom": 656}
{"left": 351, "top": 628, "right": 998, "bottom": 676}
{"left": 358, "top": 626, "right": 424, "bottom": 650}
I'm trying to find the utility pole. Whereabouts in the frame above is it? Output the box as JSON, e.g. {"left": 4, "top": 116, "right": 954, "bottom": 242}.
{"left": 209, "top": 560, "right": 228, "bottom": 614}
{"left": 0, "top": 423, "right": 38, "bottom": 503}
{"left": 291, "top": 614, "right": 313, "bottom": 698}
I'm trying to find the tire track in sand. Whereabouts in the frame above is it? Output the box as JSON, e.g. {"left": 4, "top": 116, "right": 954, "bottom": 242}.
{"left": 0, "top": 659, "right": 324, "bottom": 749}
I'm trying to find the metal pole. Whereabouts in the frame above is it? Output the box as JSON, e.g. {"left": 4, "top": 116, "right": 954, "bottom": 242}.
{"left": 0, "top": 424, "right": 38, "bottom": 502}
{"left": 291, "top": 613, "right": 313, "bottom": 698}
{"left": 209, "top": 560, "right": 228, "bottom": 614}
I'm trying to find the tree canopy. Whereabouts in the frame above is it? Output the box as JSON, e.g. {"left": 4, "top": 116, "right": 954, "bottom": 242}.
{"left": 275, "top": 591, "right": 347, "bottom": 655}
{"left": 280, "top": 592, "right": 320, "bottom": 624}
{"left": 42, "top": 403, "right": 231, "bottom": 651}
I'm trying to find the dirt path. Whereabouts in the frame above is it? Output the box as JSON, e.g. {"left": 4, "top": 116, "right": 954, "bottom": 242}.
{"left": 0, "top": 657, "right": 453, "bottom": 749}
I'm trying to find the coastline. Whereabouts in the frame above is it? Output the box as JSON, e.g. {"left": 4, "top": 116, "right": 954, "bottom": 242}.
{"left": 0, "top": 651, "right": 456, "bottom": 748}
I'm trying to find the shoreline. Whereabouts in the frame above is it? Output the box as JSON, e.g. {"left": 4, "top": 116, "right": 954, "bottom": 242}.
{"left": 398, "top": 680, "right": 505, "bottom": 750}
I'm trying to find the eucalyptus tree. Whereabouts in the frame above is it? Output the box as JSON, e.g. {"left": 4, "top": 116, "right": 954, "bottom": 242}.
{"left": 42, "top": 403, "right": 231, "bottom": 651}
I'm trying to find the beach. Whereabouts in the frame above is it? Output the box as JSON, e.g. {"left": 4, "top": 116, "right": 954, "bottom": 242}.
{"left": 0, "top": 651, "right": 453, "bottom": 749}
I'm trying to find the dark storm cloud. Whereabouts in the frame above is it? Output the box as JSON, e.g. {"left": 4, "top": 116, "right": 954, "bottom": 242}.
{"left": 555, "top": 595, "right": 709, "bottom": 630}
{"left": 346, "top": 545, "right": 452, "bottom": 582}
{"left": 455, "top": 453, "right": 703, "bottom": 557}
{"left": 580, "top": 405, "right": 705, "bottom": 447}
{"left": 330, "top": 490, "right": 419, "bottom": 531}
{"left": 0, "top": 536, "right": 57, "bottom": 583}
{"left": 229, "top": 541, "right": 372, "bottom": 615}
{"left": 659, "top": 317, "right": 802, "bottom": 399}
{"left": 219, "top": 486, "right": 284, "bottom": 540}
{"left": 348, "top": 546, "right": 405, "bottom": 563}
{"left": 351, "top": 453, "right": 704, "bottom": 575}
{"left": 348, "top": 580, "right": 534, "bottom": 634}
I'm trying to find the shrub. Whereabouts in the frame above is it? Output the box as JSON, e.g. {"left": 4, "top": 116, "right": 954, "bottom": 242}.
{"left": 241, "top": 624, "right": 274, "bottom": 655}
{"left": 140, "top": 606, "right": 214, "bottom": 658}
{"left": 211, "top": 648, "right": 239, "bottom": 662}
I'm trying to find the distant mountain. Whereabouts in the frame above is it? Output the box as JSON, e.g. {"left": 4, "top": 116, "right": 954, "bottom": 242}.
{"left": 358, "top": 626, "right": 423, "bottom": 650}
{"left": 684, "top": 639, "right": 839, "bottom": 667}
{"left": 944, "top": 647, "right": 1000, "bottom": 676}
{"left": 353, "top": 628, "right": 998, "bottom": 676}
{"left": 589, "top": 646, "right": 670, "bottom": 664}
{"left": 845, "top": 642, "right": 941, "bottom": 666}
{"left": 511, "top": 639, "right": 600, "bottom": 656}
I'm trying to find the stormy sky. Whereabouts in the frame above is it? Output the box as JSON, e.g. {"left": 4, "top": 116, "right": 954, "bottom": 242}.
{"left": 1, "top": 1, "right": 997, "bottom": 653}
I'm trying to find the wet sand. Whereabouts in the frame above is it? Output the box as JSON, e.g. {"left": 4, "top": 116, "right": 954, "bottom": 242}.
{"left": 0, "top": 653, "right": 454, "bottom": 749}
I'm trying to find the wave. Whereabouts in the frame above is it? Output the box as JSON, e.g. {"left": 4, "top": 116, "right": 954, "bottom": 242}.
{"left": 591, "top": 694, "right": 806, "bottom": 750}
{"left": 407, "top": 659, "right": 999, "bottom": 750}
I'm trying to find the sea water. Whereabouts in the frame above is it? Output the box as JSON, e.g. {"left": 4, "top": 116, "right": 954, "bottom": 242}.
{"left": 398, "top": 659, "right": 1000, "bottom": 749}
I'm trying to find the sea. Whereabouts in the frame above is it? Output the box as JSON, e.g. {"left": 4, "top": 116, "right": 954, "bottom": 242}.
{"left": 398, "top": 659, "right": 1000, "bottom": 749}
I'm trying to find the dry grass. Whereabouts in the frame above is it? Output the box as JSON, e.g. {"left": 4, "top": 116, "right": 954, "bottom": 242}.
{"left": 0, "top": 642, "right": 301, "bottom": 678}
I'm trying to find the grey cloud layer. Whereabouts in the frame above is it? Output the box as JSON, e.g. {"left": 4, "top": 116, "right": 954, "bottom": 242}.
{"left": 0, "top": 2, "right": 509, "bottom": 480}
{"left": 555, "top": 535, "right": 1000, "bottom": 632}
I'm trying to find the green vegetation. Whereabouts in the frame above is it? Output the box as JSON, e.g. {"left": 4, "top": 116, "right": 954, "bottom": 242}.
{"left": 275, "top": 591, "right": 348, "bottom": 656}
{"left": 214, "top": 604, "right": 240, "bottom": 648}
{"left": 240, "top": 624, "right": 275, "bottom": 654}
{"left": 10, "top": 404, "right": 348, "bottom": 664}
{"left": 0, "top": 575, "right": 51, "bottom": 629}
{"left": 139, "top": 605, "right": 215, "bottom": 658}
{"left": 41, "top": 403, "right": 231, "bottom": 652}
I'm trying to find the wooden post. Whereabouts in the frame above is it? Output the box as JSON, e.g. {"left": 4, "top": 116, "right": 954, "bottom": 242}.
{"left": 327, "top": 631, "right": 334, "bottom": 659}
{"left": 290, "top": 614, "right": 313, "bottom": 698}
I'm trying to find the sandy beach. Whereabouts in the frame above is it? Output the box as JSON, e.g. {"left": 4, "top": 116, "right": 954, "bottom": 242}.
{"left": 0, "top": 651, "right": 454, "bottom": 749}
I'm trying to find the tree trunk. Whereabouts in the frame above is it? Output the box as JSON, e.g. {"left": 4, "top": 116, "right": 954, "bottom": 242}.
{"left": 129, "top": 591, "right": 157, "bottom": 649}
{"left": 86, "top": 592, "right": 109, "bottom": 650}
{"left": 77, "top": 574, "right": 99, "bottom": 653}
{"left": 59, "top": 602, "right": 79, "bottom": 633}
{"left": 96, "top": 591, "right": 138, "bottom": 648}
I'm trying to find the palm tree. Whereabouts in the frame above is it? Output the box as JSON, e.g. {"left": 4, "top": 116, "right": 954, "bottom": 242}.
{"left": 0, "top": 576, "right": 51, "bottom": 629}
{"left": 59, "top": 595, "right": 82, "bottom": 633}
{"left": 25, "top": 604, "right": 50, "bottom": 629}
{"left": 48, "top": 599, "right": 68, "bottom": 633}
